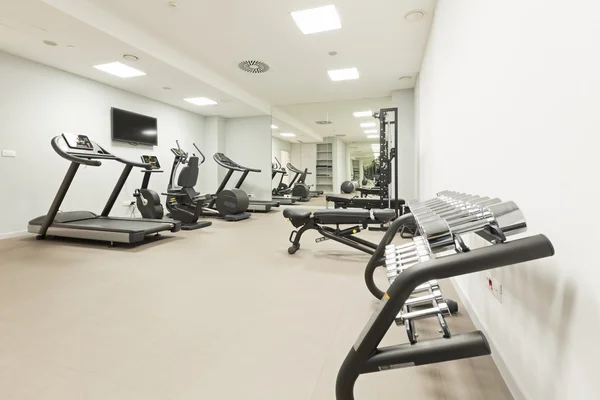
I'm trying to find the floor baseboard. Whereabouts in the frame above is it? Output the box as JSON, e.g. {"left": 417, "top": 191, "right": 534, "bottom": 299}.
{"left": 0, "top": 230, "right": 27, "bottom": 240}
{"left": 450, "top": 278, "right": 527, "bottom": 400}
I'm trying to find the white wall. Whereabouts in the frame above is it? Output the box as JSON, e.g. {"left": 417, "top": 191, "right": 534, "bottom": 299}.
{"left": 0, "top": 51, "right": 205, "bottom": 236}
{"left": 333, "top": 138, "right": 349, "bottom": 191}
{"left": 203, "top": 116, "right": 227, "bottom": 189}
{"left": 391, "top": 89, "right": 416, "bottom": 200}
{"left": 224, "top": 116, "right": 272, "bottom": 200}
{"left": 271, "top": 137, "right": 291, "bottom": 164}
{"left": 417, "top": 1, "right": 600, "bottom": 399}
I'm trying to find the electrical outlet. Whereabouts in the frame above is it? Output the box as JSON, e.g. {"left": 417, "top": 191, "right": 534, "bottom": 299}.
{"left": 485, "top": 273, "right": 502, "bottom": 303}
{"left": 1, "top": 150, "right": 16, "bottom": 157}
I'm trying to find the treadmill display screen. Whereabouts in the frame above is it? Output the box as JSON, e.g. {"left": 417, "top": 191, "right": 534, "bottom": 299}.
{"left": 62, "top": 133, "right": 94, "bottom": 150}
{"left": 141, "top": 155, "right": 161, "bottom": 169}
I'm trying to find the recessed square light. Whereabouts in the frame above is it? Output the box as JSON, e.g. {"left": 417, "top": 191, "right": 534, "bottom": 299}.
{"left": 291, "top": 5, "right": 341, "bottom": 35}
{"left": 280, "top": 132, "right": 296, "bottom": 137}
{"left": 366, "top": 134, "right": 379, "bottom": 139}
{"left": 93, "top": 62, "right": 146, "bottom": 78}
{"left": 364, "top": 129, "right": 378, "bottom": 134}
{"left": 184, "top": 97, "right": 218, "bottom": 106}
{"left": 328, "top": 67, "right": 359, "bottom": 81}
{"left": 361, "top": 122, "right": 376, "bottom": 128}
{"left": 271, "top": 125, "right": 278, "bottom": 129}
{"left": 353, "top": 111, "right": 372, "bottom": 118}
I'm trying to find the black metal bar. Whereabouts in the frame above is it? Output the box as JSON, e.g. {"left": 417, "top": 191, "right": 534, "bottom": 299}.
{"left": 348, "top": 235, "right": 379, "bottom": 250}
{"left": 235, "top": 170, "right": 250, "bottom": 189}
{"left": 141, "top": 171, "right": 152, "bottom": 189}
{"left": 37, "top": 162, "right": 80, "bottom": 238}
{"left": 336, "top": 234, "right": 555, "bottom": 400}
{"left": 318, "top": 229, "right": 376, "bottom": 255}
{"left": 362, "top": 332, "right": 490, "bottom": 373}
{"left": 101, "top": 164, "right": 134, "bottom": 217}
{"left": 216, "top": 169, "right": 234, "bottom": 195}
{"left": 365, "top": 214, "right": 415, "bottom": 299}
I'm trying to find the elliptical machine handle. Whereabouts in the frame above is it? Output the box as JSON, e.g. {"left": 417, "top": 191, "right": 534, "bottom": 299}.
{"left": 193, "top": 143, "right": 206, "bottom": 164}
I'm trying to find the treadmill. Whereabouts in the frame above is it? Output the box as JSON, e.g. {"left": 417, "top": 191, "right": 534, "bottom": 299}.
{"left": 28, "top": 133, "right": 181, "bottom": 245}
{"left": 213, "top": 153, "right": 280, "bottom": 212}
{"left": 271, "top": 158, "right": 300, "bottom": 205}
{"left": 286, "top": 163, "right": 323, "bottom": 197}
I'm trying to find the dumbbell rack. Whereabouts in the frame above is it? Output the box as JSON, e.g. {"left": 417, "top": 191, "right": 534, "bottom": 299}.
{"left": 381, "top": 191, "right": 527, "bottom": 344}
{"left": 336, "top": 190, "right": 555, "bottom": 400}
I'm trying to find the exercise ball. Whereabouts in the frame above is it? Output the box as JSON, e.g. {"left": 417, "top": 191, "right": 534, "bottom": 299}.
{"left": 341, "top": 181, "right": 355, "bottom": 194}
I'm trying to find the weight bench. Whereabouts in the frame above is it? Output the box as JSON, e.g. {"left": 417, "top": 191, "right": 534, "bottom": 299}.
{"left": 283, "top": 208, "right": 396, "bottom": 255}
{"left": 326, "top": 195, "right": 406, "bottom": 211}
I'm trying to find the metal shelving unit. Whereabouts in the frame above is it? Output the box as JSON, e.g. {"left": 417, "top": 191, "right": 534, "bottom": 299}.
{"left": 316, "top": 143, "right": 333, "bottom": 193}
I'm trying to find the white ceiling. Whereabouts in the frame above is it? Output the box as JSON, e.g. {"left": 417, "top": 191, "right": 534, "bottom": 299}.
{"left": 275, "top": 97, "right": 395, "bottom": 143}
{"left": 86, "top": 0, "right": 436, "bottom": 106}
{"left": 0, "top": 0, "right": 436, "bottom": 142}
{"left": 0, "top": 0, "right": 265, "bottom": 118}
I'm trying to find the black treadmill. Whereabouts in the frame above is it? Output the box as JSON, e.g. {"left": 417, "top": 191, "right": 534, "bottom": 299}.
{"left": 287, "top": 162, "right": 323, "bottom": 196}
{"left": 28, "top": 133, "right": 181, "bottom": 245}
{"left": 271, "top": 158, "right": 300, "bottom": 205}
{"left": 213, "top": 153, "right": 280, "bottom": 212}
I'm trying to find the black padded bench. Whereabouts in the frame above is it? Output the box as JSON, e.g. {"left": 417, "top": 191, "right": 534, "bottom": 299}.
{"left": 283, "top": 208, "right": 396, "bottom": 254}
{"left": 326, "top": 195, "right": 406, "bottom": 212}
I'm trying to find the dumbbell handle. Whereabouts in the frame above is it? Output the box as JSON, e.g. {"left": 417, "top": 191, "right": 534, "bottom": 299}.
{"left": 397, "top": 302, "right": 450, "bottom": 323}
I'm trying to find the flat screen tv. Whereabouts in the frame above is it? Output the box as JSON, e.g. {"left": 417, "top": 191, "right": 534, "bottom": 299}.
{"left": 111, "top": 107, "right": 158, "bottom": 146}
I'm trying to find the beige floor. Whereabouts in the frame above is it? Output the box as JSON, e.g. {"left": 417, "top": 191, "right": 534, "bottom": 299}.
{"left": 0, "top": 206, "right": 512, "bottom": 400}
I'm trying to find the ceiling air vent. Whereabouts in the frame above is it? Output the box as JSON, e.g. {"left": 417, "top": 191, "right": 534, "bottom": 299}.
{"left": 316, "top": 120, "right": 333, "bottom": 125}
{"left": 335, "top": 134, "right": 346, "bottom": 137}
{"left": 238, "top": 60, "right": 270, "bottom": 74}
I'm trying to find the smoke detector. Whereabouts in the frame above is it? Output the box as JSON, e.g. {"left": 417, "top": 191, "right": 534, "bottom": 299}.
{"left": 316, "top": 120, "right": 333, "bottom": 125}
{"left": 43, "top": 40, "right": 58, "bottom": 46}
{"left": 238, "top": 60, "right": 270, "bottom": 74}
{"left": 404, "top": 10, "right": 425, "bottom": 21}
{"left": 123, "top": 54, "right": 139, "bottom": 61}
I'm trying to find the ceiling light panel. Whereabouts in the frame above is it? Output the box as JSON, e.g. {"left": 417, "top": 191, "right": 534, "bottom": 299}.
{"left": 280, "top": 133, "right": 296, "bottom": 137}
{"left": 93, "top": 62, "right": 146, "bottom": 78}
{"left": 328, "top": 67, "right": 359, "bottom": 81}
{"left": 361, "top": 122, "right": 376, "bottom": 128}
{"left": 271, "top": 125, "right": 278, "bottom": 129}
{"left": 291, "top": 5, "right": 341, "bottom": 35}
{"left": 364, "top": 129, "right": 378, "bottom": 134}
{"left": 353, "top": 111, "right": 372, "bottom": 118}
{"left": 367, "top": 135, "right": 379, "bottom": 139}
{"left": 184, "top": 97, "right": 217, "bottom": 106}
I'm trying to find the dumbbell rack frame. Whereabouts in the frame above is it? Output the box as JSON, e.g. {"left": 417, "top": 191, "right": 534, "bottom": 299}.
{"left": 336, "top": 215, "right": 555, "bottom": 399}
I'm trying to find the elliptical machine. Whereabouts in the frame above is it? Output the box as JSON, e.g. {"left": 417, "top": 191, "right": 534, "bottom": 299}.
{"left": 133, "top": 155, "right": 165, "bottom": 219}
{"left": 164, "top": 141, "right": 250, "bottom": 223}
{"left": 286, "top": 163, "right": 312, "bottom": 201}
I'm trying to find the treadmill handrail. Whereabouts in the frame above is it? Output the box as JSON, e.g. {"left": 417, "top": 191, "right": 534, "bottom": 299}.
{"left": 287, "top": 163, "right": 312, "bottom": 174}
{"left": 213, "top": 153, "right": 261, "bottom": 172}
{"left": 52, "top": 136, "right": 152, "bottom": 169}
{"left": 52, "top": 136, "right": 102, "bottom": 166}
{"left": 213, "top": 153, "right": 246, "bottom": 171}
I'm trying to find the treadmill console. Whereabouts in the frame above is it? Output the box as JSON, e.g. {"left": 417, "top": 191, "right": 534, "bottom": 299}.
{"left": 171, "top": 148, "right": 186, "bottom": 157}
{"left": 141, "top": 155, "right": 161, "bottom": 169}
{"left": 62, "top": 133, "right": 94, "bottom": 150}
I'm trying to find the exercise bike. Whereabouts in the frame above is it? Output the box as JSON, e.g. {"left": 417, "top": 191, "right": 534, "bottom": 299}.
{"left": 133, "top": 155, "right": 165, "bottom": 219}
{"left": 164, "top": 141, "right": 251, "bottom": 223}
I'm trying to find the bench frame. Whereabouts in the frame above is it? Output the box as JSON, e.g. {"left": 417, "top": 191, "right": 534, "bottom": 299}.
{"left": 287, "top": 217, "right": 381, "bottom": 255}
